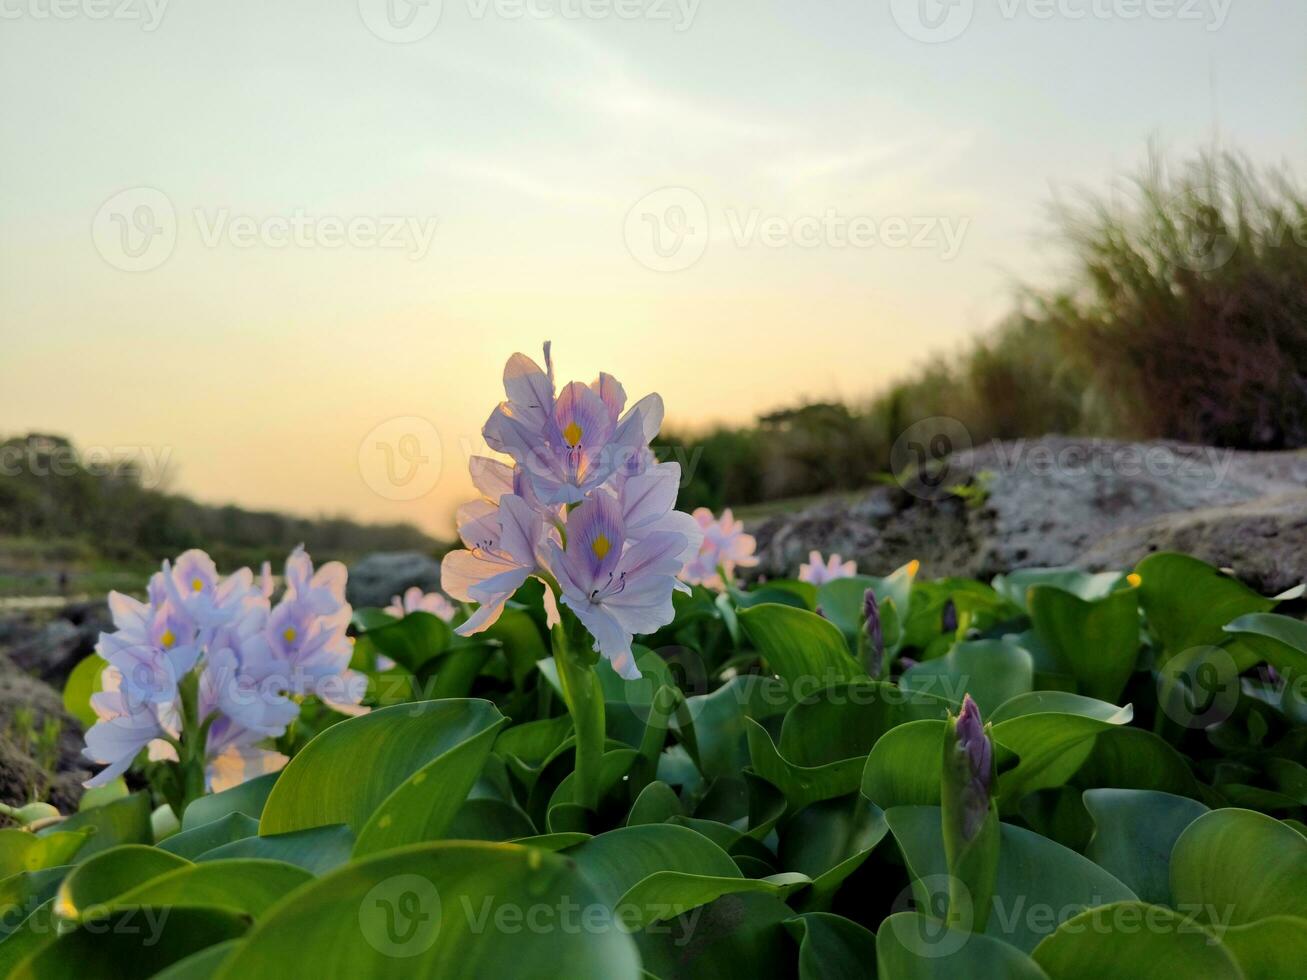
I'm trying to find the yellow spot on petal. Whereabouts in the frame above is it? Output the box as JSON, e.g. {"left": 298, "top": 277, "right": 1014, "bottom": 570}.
{"left": 191, "top": 577, "right": 204, "bottom": 592}
{"left": 283, "top": 627, "right": 298, "bottom": 644}
{"left": 563, "top": 421, "right": 583, "bottom": 446}
{"left": 592, "top": 534, "right": 612, "bottom": 561}
{"left": 160, "top": 629, "right": 176, "bottom": 649}
{"left": 1127, "top": 573, "right": 1142, "bottom": 588}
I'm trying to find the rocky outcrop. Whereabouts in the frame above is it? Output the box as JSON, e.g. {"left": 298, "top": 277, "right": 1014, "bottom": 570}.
{"left": 345, "top": 551, "right": 443, "bottom": 610}
{"left": 0, "top": 653, "right": 88, "bottom": 813}
{"left": 750, "top": 436, "right": 1307, "bottom": 593}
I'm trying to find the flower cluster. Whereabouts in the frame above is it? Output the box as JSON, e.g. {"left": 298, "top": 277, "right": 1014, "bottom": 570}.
{"left": 441, "top": 344, "right": 700, "bottom": 679}
{"left": 798, "top": 550, "right": 858, "bottom": 585}
{"left": 83, "top": 546, "right": 366, "bottom": 792}
{"left": 679, "top": 508, "right": 758, "bottom": 591}
{"left": 384, "top": 587, "right": 455, "bottom": 622}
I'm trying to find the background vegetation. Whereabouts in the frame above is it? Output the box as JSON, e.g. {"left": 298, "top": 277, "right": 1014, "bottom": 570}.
{"left": 661, "top": 150, "right": 1307, "bottom": 511}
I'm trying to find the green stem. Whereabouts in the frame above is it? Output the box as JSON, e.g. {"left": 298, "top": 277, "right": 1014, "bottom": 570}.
{"left": 551, "top": 615, "right": 605, "bottom": 812}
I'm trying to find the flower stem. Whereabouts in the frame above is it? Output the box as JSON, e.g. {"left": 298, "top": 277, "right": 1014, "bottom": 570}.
{"left": 551, "top": 615, "right": 605, "bottom": 812}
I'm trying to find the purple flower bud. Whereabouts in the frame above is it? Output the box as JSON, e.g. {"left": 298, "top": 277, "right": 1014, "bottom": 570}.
{"left": 862, "top": 588, "right": 883, "bottom": 677}
{"left": 941, "top": 597, "right": 958, "bottom": 634}
{"left": 955, "top": 694, "right": 993, "bottom": 841}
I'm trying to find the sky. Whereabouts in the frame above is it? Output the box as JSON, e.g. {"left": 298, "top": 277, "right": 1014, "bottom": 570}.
{"left": 1, "top": 0, "right": 1303, "bottom": 536}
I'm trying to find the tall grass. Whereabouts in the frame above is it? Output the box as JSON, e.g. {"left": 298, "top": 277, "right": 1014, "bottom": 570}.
{"left": 660, "top": 149, "right": 1307, "bottom": 510}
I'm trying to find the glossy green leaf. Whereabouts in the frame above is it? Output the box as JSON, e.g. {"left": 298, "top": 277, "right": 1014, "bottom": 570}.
{"left": 61, "top": 653, "right": 107, "bottom": 729}
{"left": 1218, "top": 916, "right": 1307, "bottom": 980}
{"left": 738, "top": 604, "right": 865, "bottom": 688}
{"left": 214, "top": 842, "right": 641, "bottom": 978}
{"left": 1083, "top": 789, "right": 1208, "bottom": 905}
{"left": 181, "top": 773, "right": 278, "bottom": 831}
{"left": 992, "top": 568, "right": 1124, "bottom": 613}
{"left": 1135, "top": 552, "right": 1276, "bottom": 653}
{"left": 260, "top": 699, "right": 506, "bottom": 839}
{"left": 862, "top": 719, "right": 947, "bottom": 809}
{"left": 1169, "top": 807, "right": 1307, "bottom": 926}
{"left": 1028, "top": 586, "right": 1140, "bottom": 703}
{"left": 352, "top": 609, "right": 452, "bottom": 673}
{"left": 901, "top": 639, "right": 1033, "bottom": 716}
{"left": 109, "top": 858, "right": 312, "bottom": 918}
{"left": 777, "top": 680, "right": 954, "bottom": 768}
{"left": 196, "top": 824, "right": 355, "bottom": 875}
{"left": 886, "top": 805, "right": 1135, "bottom": 953}
{"left": 876, "top": 912, "right": 1049, "bottom": 978}
{"left": 158, "top": 812, "right": 261, "bottom": 860}
{"left": 42, "top": 790, "right": 151, "bottom": 859}
{"left": 786, "top": 912, "right": 879, "bottom": 980}
{"left": 1030, "top": 902, "right": 1240, "bottom": 979}
{"left": 745, "top": 718, "right": 865, "bottom": 813}
{"left": 11, "top": 906, "right": 249, "bottom": 980}
{"left": 53, "top": 844, "right": 188, "bottom": 921}
{"left": 1222, "top": 613, "right": 1307, "bottom": 676}
{"left": 777, "top": 795, "right": 887, "bottom": 907}
{"left": 0, "top": 866, "right": 68, "bottom": 938}
{"left": 0, "top": 829, "right": 90, "bottom": 878}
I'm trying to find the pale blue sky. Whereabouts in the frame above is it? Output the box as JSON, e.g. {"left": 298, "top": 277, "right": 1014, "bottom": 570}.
{"left": 1, "top": 1, "right": 1302, "bottom": 532}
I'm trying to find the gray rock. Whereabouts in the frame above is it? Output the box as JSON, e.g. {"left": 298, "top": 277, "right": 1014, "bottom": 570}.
{"left": 346, "top": 551, "right": 443, "bottom": 609}
{"left": 0, "top": 653, "right": 88, "bottom": 813}
{"left": 750, "top": 436, "right": 1307, "bottom": 594}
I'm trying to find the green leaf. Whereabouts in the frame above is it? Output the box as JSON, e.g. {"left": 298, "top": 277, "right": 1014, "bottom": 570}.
{"left": 353, "top": 610, "right": 452, "bottom": 673}
{"left": 565, "top": 824, "right": 741, "bottom": 907}
{"left": 354, "top": 708, "right": 508, "bottom": 856}
{"left": 0, "top": 829, "right": 90, "bottom": 878}
{"left": 182, "top": 772, "right": 279, "bottom": 831}
{"left": 777, "top": 795, "right": 887, "bottom": 908}
{"left": 1170, "top": 807, "right": 1307, "bottom": 926}
{"left": 443, "top": 798, "right": 536, "bottom": 841}
{"left": 158, "top": 812, "right": 261, "bottom": 860}
{"left": 1222, "top": 613, "right": 1307, "bottom": 676}
{"left": 627, "top": 781, "right": 683, "bottom": 826}
{"left": 745, "top": 718, "right": 865, "bottom": 813}
{"left": 738, "top": 604, "right": 865, "bottom": 688}
{"left": 1083, "top": 789, "right": 1208, "bottom": 905}
{"left": 1135, "top": 552, "right": 1276, "bottom": 653}
{"left": 11, "top": 906, "right": 249, "bottom": 980}
{"left": 196, "top": 825, "right": 355, "bottom": 875}
{"left": 862, "top": 719, "right": 949, "bottom": 809}
{"left": 109, "top": 858, "right": 312, "bottom": 918}
{"left": 876, "top": 912, "right": 1049, "bottom": 978}
{"left": 777, "top": 680, "right": 954, "bottom": 768}
{"left": 681, "top": 675, "right": 793, "bottom": 779}
{"left": 886, "top": 805, "right": 1135, "bottom": 953}
{"left": 0, "top": 899, "right": 57, "bottom": 975}
{"left": 214, "top": 842, "right": 641, "bottom": 978}
{"left": 0, "top": 866, "right": 68, "bottom": 937}
{"left": 150, "top": 940, "right": 242, "bottom": 980}
{"left": 77, "top": 777, "right": 129, "bottom": 812}
{"left": 1030, "top": 902, "right": 1241, "bottom": 979}
{"left": 786, "top": 912, "right": 879, "bottom": 980}
{"left": 260, "top": 699, "right": 506, "bottom": 839}
{"left": 53, "top": 844, "right": 188, "bottom": 921}
{"left": 989, "top": 693, "right": 1133, "bottom": 808}
{"left": 1028, "top": 586, "right": 1140, "bottom": 703}
{"left": 61, "top": 653, "right": 107, "bottom": 729}
{"left": 1218, "top": 916, "right": 1307, "bottom": 980}
{"left": 902, "top": 640, "right": 1033, "bottom": 716}
{"left": 992, "top": 568, "right": 1124, "bottom": 613}
{"left": 41, "top": 791, "right": 151, "bottom": 859}
{"left": 635, "top": 893, "right": 796, "bottom": 980}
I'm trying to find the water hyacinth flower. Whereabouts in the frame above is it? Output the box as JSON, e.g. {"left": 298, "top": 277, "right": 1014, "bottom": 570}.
{"left": 82, "top": 546, "right": 364, "bottom": 797}
{"left": 941, "top": 693, "right": 999, "bottom": 931}
{"left": 680, "top": 507, "right": 757, "bottom": 590}
{"left": 442, "top": 343, "right": 692, "bottom": 678}
{"left": 482, "top": 343, "right": 664, "bottom": 506}
{"left": 951, "top": 694, "right": 994, "bottom": 841}
{"left": 798, "top": 550, "right": 858, "bottom": 585}
{"left": 384, "top": 586, "right": 456, "bottom": 622}
{"left": 549, "top": 493, "right": 688, "bottom": 679}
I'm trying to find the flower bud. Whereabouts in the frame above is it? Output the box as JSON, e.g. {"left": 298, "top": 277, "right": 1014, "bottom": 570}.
{"left": 941, "top": 693, "right": 999, "bottom": 932}
{"left": 941, "top": 597, "right": 958, "bottom": 634}
{"left": 862, "top": 589, "right": 883, "bottom": 678}
{"left": 953, "top": 694, "right": 993, "bottom": 841}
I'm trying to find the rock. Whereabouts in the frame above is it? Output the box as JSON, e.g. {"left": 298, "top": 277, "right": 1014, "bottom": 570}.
{"left": 0, "top": 653, "right": 88, "bottom": 813}
{"left": 750, "top": 436, "right": 1307, "bottom": 594}
{"left": 2, "top": 600, "right": 109, "bottom": 685}
{"left": 346, "top": 551, "right": 443, "bottom": 609}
